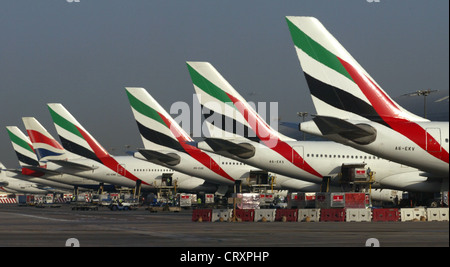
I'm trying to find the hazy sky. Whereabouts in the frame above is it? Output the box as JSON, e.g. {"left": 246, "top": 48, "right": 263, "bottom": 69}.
{"left": 0, "top": 0, "right": 448, "bottom": 168}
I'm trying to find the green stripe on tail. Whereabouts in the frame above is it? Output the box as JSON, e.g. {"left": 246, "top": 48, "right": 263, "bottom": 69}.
{"left": 48, "top": 106, "right": 84, "bottom": 139}
{"left": 126, "top": 90, "right": 167, "bottom": 127}
{"left": 187, "top": 63, "right": 236, "bottom": 109}
{"left": 286, "top": 17, "right": 353, "bottom": 82}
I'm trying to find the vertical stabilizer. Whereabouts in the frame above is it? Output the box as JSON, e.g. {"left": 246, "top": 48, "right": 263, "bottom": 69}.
{"left": 286, "top": 16, "right": 427, "bottom": 123}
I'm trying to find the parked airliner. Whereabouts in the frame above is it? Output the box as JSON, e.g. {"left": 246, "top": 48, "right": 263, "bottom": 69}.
{"left": 286, "top": 16, "right": 449, "bottom": 178}
{"left": 125, "top": 87, "right": 321, "bottom": 193}
{"left": 7, "top": 125, "right": 110, "bottom": 192}
{"left": 0, "top": 162, "right": 55, "bottom": 194}
{"left": 188, "top": 61, "right": 445, "bottom": 192}
{"left": 26, "top": 109, "right": 215, "bottom": 193}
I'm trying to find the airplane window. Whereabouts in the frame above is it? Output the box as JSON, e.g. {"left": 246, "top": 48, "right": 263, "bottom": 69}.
{"left": 446, "top": 138, "right": 449, "bottom": 143}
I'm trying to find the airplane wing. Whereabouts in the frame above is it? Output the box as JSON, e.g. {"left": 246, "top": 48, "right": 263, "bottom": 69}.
{"left": 49, "top": 160, "right": 98, "bottom": 171}
{"left": 279, "top": 121, "right": 300, "bottom": 130}
{"left": 203, "top": 138, "right": 255, "bottom": 159}
{"left": 137, "top": 149, "right": 181, "bottom": 166}
{"left": 12, "top": 166, "right": 61, "bottom": 176}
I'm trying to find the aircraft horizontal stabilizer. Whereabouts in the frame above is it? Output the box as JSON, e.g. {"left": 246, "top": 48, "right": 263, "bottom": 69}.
{"left": 312, "top": 116, "right": 377, "bottom": 145}
{"left": 279, "top": 121, "right": 300, "bottom": 130}
{"left": 49, "top": 160, "right": 98, "bottom": 171}
{"left": 21, "top": 166, "right": 61, "bottom": 176}
{"left": 204, "top": 138, "right": 255, "bottom": 159}
{"left": 137, "top": 149, "right": 181, "bottom": 166}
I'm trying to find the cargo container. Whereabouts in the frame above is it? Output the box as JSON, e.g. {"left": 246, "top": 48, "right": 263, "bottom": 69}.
{"left": 288, "top": 192, "right": 316, "bottom": 209}
{"left": 316, "top": 192, "right": 370, "bottom": 209}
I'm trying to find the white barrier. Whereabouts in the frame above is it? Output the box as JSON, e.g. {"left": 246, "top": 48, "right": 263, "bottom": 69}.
{"left": 254, "top": 209, "right": 276, "bottom": 222}
{"left": 346, "top": 209, "right": 372, "bottom": 222}
{"left": 298, "top": 209, "right": 320, "bottom": 222}
{"left": 426, "top": 208, "right": 449, "bottom": 222}
{"left": 400, "top": 207, "right": 427, "bottom": 222}
{"left": 0, "top": 198, "right": 17, "bottom": 204}
{"left": 207, "top": 207, "right": 448, "bottom": 223}
{"left": 211, "top": 209, "right": 233, "bottom": 222}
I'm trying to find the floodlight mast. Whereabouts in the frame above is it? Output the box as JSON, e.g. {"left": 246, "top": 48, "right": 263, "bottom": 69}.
{"left": 401, "top": 89, "right": 438, "bottom": 118}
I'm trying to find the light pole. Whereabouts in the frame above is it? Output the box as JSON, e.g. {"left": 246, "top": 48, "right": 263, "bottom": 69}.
{"left": 297, "top": 112, "right": 309, "bottom": 140}
{"left": 402, "top": 89, "right": 438, "bottom": 119}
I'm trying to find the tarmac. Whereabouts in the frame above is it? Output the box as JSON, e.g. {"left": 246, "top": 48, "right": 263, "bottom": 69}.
{"left": 0, "top": 204, "right": 448, "bottom": 248}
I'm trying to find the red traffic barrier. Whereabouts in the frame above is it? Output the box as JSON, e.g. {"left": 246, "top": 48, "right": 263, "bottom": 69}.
{"left": 192, "top": 209, "right": 212, "bottom": 222}
{"left": 235, "top": 209, "right": 255, "bottom": 222}
{"left": 275, "top": 209, "right": 299, "bottom": 222}
{"left": 372, "top": 208, "right": 400, "bottom": 222}
{"left": 345, "top": 193, "right": 368, "bottom": 208}
{"left": 320, "top": 208, "right": 346, "bottom": 222}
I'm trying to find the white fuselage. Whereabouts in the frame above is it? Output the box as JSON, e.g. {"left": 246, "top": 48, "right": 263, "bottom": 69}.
{"left": 41, "top": 155, "right": 214, "bottom": 193}
{"left": 199, "top": 139, "right": 446, "bottom": 193}
{"left": 136, "top": 149, "right": 321, "bottom": 192}
{"left": 301, "top": 120, "right": 449, "bottom": 177}
{"left": 19, "top": 168, "right": 112, "bottom": 191}
{"left": 0, "top": 174, "right": 51, "bottom": 194}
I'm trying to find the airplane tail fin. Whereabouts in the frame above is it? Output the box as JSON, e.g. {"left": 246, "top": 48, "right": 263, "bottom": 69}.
{"left": 22, "top": 117, "right": 70, "bottom": 162}
{"left": 6, "top": 126, "right": 39, "bottom": 167}
{"left": 125, "top": 87, "right": 236, "bottom": 183}
{"left": 125, "top": 87, "right": 194, "bottom": 152}
{"left": 187, "top": 61, "right": 294, "bottom": 147}
{"left": 47, "top": 103, "right": 110, "bottom": 163}
{"left": 286, "top": 16, "right": 426, "bottom": 124}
